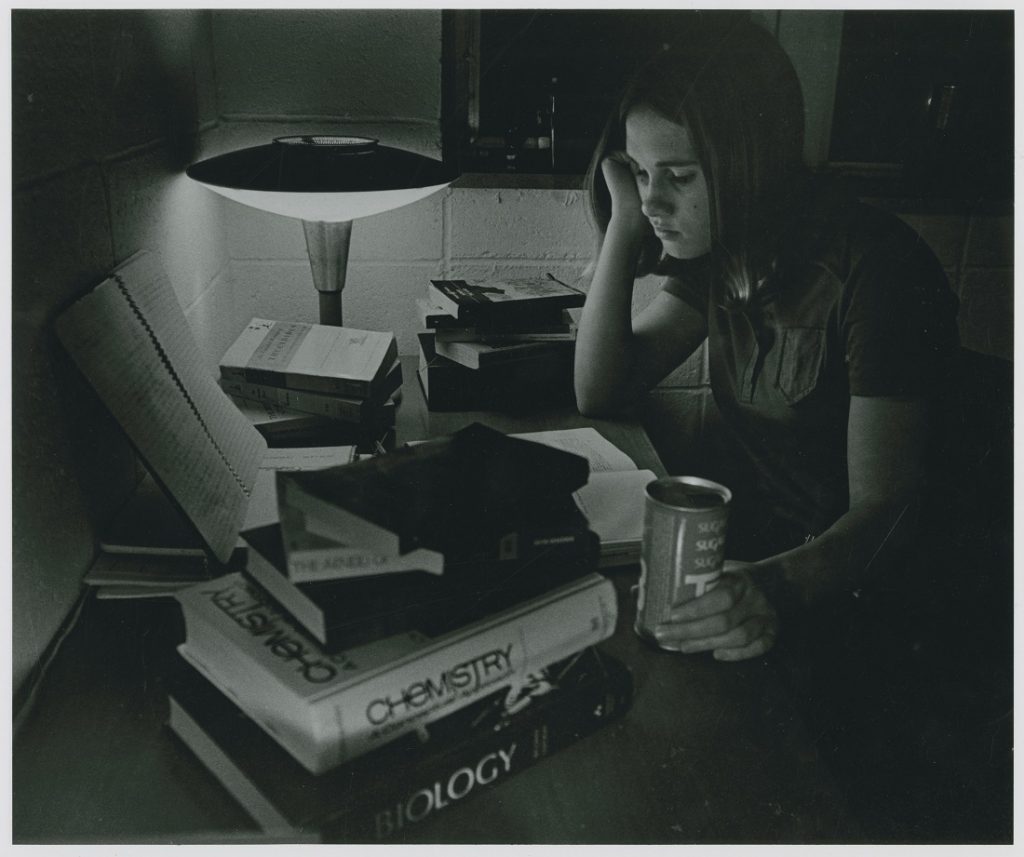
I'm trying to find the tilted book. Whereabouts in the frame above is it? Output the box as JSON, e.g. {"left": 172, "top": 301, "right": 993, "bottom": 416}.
{"left": 241, "top": 518, "right": 599, "bottom": 651}
{"left": 174, "top": 570, "right": 617, "bottom": 774}
{"left": 276, "top": 422, "right": 590, "bottom": 556}
{"left": 427, "top": 276, "right": 585, "bottom": 325}
{"left": 166, "top": 646, "right": 633, "bottom": 842}
{"left": 220, "top": 318, "right": 398, "bottom": 399}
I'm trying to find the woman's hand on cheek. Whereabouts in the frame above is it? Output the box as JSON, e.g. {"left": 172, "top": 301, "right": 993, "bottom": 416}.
{"left": 602, "top": 154, "right": 646, "bottom": 235}
{"left": 653, "top": 562, "right": 779, "bottom": 661}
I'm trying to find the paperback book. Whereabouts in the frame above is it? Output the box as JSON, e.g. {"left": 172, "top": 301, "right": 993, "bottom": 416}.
{"left": 174, "top": 570, "right": 618, "bottom": 774}
{"left": 220, "top": 360, "right": 400, "bottom": 424}
{"left": 220, "top": 318, "right": 398, "bottom": 399}
{"left": 167, "top": 646, "right": 633, "bottom": 841}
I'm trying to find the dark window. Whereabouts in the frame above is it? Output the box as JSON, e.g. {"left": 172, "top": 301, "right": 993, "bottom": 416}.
{"left": 829, "top": 10, "right": 1012, "bottom": 199}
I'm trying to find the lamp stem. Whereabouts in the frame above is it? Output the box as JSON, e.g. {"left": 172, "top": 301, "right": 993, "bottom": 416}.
{"left": 302, "top": 219, "right": 353, "bottom": 326}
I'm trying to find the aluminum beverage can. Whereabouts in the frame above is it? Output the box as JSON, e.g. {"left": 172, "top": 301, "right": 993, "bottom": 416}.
{"left": 635, "top": 476, "right": 732, "bottom": 648}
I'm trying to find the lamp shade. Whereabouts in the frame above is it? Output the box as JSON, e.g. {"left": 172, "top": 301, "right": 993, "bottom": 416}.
{"left": 186, "top": 135, "right": 457, "bottom": 222}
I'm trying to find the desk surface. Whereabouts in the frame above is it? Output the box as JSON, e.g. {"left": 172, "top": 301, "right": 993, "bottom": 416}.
{"left": 13, "top": 358, "right": 859, "bottom": 843}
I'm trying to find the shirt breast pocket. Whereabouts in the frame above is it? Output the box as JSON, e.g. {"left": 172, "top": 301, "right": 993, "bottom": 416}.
{"left": 776, "top": 327, "right": 826, "bottom": 404}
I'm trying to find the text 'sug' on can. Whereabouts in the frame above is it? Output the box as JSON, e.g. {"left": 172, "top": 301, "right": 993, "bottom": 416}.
{"left": 635, "top": 476, "right": 731, "bottom": 648}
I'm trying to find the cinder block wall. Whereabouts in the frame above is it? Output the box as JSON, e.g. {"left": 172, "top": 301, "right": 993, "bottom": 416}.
{"left": 11, "top": 10, "right": 226, "bottom": 696}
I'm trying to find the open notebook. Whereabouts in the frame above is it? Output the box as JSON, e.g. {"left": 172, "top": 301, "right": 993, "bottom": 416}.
{"left": 56, "top": 251, "right": 352, "bottom": 569}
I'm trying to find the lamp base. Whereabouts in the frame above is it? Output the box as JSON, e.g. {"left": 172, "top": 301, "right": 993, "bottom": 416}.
{"left": 318, "top": 291, "right": 343, "bottom": 327}
{"left": 303, "top": 219, "right": 353, "bottom": 326}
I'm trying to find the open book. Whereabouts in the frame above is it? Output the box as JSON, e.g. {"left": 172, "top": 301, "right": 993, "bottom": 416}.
{"left": 56, "top": 251, "right": 353, "bottom": 591}
{"left": 511, "top": 428, "right": 656, "bottom": 567}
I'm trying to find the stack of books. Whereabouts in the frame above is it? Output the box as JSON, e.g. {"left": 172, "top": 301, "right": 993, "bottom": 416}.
{"left": 415, "top": 276, "right": 585, "bottom": 411}
{"left": 219, "top": 318, "right": 402, "bottom": 451}
{"left": 168, "top": 423, "right": 633, "bottom": 841}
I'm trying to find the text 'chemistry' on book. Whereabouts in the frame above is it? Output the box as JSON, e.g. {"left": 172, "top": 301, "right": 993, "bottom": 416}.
{"left": 174, "top": 570, "right": 617, "bottom": 774}
{"left": 166, "top": 646, "right": 633, "bottom": 842}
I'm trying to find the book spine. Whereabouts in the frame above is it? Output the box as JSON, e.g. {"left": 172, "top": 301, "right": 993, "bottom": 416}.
{"left": 326, "top": 654, "right": 633, "bottom": 840}
{"left": 286, "top": 544, "right": 445, "bottom": 583}
{"left": 178, "top": 573, "right": 618, "bottom": 774}
{"left": 219, "top": 366, "right": 371, "bottom": 399}
{"left": 220, "top": 377, "right": 395, "bottom": 424}
{"left": 434, "top": 338, "right": 573, "bottom": 370}
{"left": 220, "top": 321, "right": 399, "bottom": 399}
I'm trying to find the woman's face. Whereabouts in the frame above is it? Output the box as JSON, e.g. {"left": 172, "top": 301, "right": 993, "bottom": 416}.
{"left": 624, "top": 104, "right": 711, "bottom": 259}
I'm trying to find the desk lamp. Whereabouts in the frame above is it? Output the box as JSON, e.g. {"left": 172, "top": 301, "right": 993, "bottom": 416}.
{"left": 186, "top": 135, "right": 457, "bottom": 325}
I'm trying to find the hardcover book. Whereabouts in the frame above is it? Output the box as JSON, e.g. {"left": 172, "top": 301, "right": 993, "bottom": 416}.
{"left": 174, "top": 570, "right": 618, "bottom": 774}
{"left": 427, "top": 276, "right": 585, "bottom": 325}
{"left": 241, "top": 516, "right": 598, "bottom": 650}
{"left": 167, "top": 646, "right": 633, "bottom": 841}
{"left": 220, "top": 318, "right": 398, "bottom": 399}
{"left": 416, "top": 332, "right": 573, "bottom": 412}
{"left": 276, "top": 422, "right": 590, "bottom": 556}
{"left": 416, "top": 297, "right": 573, "bottom": 334}
{"left": 433, "top": 337, "right": 574, "bottom": 371}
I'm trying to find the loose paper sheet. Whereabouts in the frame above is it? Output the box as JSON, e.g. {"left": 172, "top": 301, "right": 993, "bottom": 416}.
{"left": 512, "top": 427, "right": 638, "bottom": 473}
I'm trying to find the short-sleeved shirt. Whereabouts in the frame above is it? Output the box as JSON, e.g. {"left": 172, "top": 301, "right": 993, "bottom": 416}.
{"left": 662, "top": 193, "right": 960, "bottom": 543}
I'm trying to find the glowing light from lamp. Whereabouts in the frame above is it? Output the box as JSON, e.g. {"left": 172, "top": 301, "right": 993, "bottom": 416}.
{"left": 186, "top": 135, "right": 457, "bottom": 324}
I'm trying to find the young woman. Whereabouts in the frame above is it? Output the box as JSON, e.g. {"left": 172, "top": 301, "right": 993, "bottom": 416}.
{"left": 574, "top": 21, "right": 960, "bottom": 662}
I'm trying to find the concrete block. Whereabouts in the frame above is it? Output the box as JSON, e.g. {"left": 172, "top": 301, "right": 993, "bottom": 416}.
{"left": 106, "top": 146, "right": 230, "bottom": 309}
{"left": 12, "top": 307, "right": 137, "bottom": 696}
{"left": 192, "top": 12, "right": 218, "bottom": 126}
{"left": 212, "top": 9, "right": 442, "bottom": 120}
{"left": 229, "top": 260, "right": 441, "bottom": 356}
{"left": 89, "top": 10, "right": 203, "bottom": 160}
{"left": 186, "top": 267, "right": 246, "bottom": 373}
{"left": 444, "top": 261, "right": 589, "bottom": 291}
{"left": 12, "top": 167, "right": 114, "bottom": 316}
{"left": 964, "top": 214, "right": 1014, "bottom": 268}
{"left": 659, "top": 342, "right": 709, "bottom": 388}
{"left": 640, "top": 388, "right": 710, "bottom": 476}
{"left": 896, "top": 212, "right": 969, "bottom": 270}
{"left": 11, "top": 10, "right": 100, "bottom": 183}
{"left": 449, "top": 188, "right": 593, "bottom": 259}
{"left": 958, "top": 268, "right": 1013, "bottom": 360}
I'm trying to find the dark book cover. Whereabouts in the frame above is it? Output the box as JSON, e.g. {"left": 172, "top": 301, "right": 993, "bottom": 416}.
{"left": 241, "top": 514, "right": 600, "bottom": 651}
{"left": 428, "top": 277, "right": 585, "bottom": 325}
{"left": 277, "top": 422, "right": 591, "bottom": 555}
{"left": 166, "top": 646, "right": 633, "bottom": 842}
{"left": 417, "top": 332, "right": 574, "bottom": 412}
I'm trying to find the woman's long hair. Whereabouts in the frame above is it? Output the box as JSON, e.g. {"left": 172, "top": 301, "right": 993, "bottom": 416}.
{"left": 586, "top": 19, "right": 808, "bottom": 306}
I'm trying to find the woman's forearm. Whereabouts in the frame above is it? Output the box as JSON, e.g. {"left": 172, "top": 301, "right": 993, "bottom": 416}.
{"left": 752, "top": 498, "right": 920, "bottom": 611}
{"left": 574, "top": 221, "right": 644, "bottom": 415}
